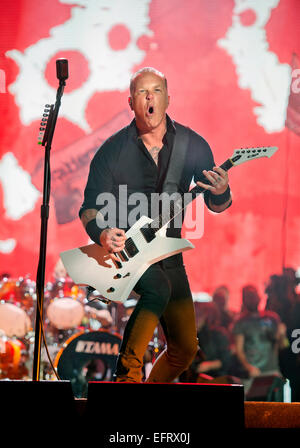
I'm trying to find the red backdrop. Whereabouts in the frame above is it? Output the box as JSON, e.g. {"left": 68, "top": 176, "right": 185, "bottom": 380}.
{"left": 0, "top": 0, "right": 299, "bottom": 310}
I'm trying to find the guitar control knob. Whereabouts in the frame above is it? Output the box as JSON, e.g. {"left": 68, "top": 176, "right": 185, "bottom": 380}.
{"left": 114, "top": 274, "right": 122, "bottom": 279}
{"left": 107, "top": 287, "right": 115, "bottom": 293}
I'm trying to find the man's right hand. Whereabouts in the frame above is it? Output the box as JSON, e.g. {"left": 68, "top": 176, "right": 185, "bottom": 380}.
{"left": 100, "top": 228, "right": 126, "bottom": 261}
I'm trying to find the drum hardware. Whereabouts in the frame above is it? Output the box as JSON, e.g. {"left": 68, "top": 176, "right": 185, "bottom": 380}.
{"left": 152, "top": 327, "right": 160, "bottom": 355}
{"left": 53, "top": 329, "right": 122, "bottom": 397}
{"left": 33, "top": 283, "right": 61, "bottom": 381}
{"left": 86, "top": 286, "right": 112, "bottom": 305}
{"left": 0, "top": 331, "right": 29, "bottom": 379}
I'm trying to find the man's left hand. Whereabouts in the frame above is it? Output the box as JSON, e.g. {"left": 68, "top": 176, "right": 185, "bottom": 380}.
{"left": 196, "top": 166, "right": 229, "bottom": 195}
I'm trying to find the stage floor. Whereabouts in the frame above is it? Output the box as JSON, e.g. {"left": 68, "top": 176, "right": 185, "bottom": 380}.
{"left": 245, "top": 401, "right": 300, "bottom": 428}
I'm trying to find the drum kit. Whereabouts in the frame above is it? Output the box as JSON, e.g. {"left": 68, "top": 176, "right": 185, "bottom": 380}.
{"left": 0, "top": 273, "right": 165, "bottom": 396}
{"left": 0, "top": 276, "right": 35, "bottom": 380}
{"left": 0, "top": 274, "right": 122, "bottom": 389}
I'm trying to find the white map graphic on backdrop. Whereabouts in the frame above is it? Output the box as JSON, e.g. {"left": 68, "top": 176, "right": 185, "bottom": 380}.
{"left": 0, "top": 153, "right": 40, "bottom": 220}
{"left": 218, "top": 0, "right": 291, "bottom": 133}
{"left": 6, "top": 0, "right": 152, "bottom": 132}
{"left": 1, "top": 0, "right": 152, "bottom": 254}
{"left": 0, "top": 153, "right": 40, "bottom": 253}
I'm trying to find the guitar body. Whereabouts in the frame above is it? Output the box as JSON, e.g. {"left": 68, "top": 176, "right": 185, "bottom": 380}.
{"left": 60, "top": 215, "right": 194, "bottom": 303}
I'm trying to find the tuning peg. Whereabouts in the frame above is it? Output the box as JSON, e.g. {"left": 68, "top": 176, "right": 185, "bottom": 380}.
{"left": 37, "top": 131, "right": 44, "bottom": 145}
{"left": 38, "top": 103, "right": 53, "bottom": 145}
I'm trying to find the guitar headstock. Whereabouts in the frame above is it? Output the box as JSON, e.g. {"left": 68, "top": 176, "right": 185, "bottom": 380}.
{"left": 230, "top": 146, "right": 278, "bottom": 166}
{"left": 37, "top": 104, "right": 54, "bottom": 146}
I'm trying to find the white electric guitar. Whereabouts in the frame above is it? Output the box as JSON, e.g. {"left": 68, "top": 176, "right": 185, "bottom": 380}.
{"left": 60, "top": 146, "right": 278, "bottom": 303}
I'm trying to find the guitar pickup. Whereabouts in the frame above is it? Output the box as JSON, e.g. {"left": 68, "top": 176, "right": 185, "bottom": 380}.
{"left": 140, "top": 226, "right": 156, "bottom": 243}
{"left": 112, "top": 255, "right": 122, "bottom": 269}
{"left": 118, "top": 250, "right": 129, "bottom": 262}
{"left": 124, "top": 238, "right": 139, "bottom": 257}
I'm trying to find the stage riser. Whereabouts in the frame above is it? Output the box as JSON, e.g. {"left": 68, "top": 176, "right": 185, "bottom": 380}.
{"left": 0, "top": 380, "right": 244, "bottom": 445}
{"left": 3, "top": 380, "right": 300, "bottom": 444}
{"left": 86, "top": 381, "right": 244, "bottom": 436}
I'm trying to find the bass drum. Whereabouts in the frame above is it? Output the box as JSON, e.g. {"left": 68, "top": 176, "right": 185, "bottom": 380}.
{"left": 54, "top": 330, "right": 122, "bottom": 398}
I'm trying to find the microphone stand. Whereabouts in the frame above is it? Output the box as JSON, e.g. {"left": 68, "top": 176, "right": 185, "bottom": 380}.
{"left": 32, "top": 77, "right": 66, "bottom": 381}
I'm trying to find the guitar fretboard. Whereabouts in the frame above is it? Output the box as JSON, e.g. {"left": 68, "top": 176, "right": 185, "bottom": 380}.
{"left": 150, "top": 157, "right": 234, "bottom": 232}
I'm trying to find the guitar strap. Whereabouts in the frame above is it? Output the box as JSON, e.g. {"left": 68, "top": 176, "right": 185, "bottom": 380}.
{"left": 162, "top": 122, "right": 190, "bottom": 194}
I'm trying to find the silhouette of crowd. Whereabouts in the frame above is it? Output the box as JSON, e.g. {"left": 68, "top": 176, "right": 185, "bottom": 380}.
{"left": 175, "top": 267, "right": 300, "bottom": 401}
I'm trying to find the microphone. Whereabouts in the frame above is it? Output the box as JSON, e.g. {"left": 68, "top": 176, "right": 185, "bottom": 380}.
{"left": 56, "top": 58, "right": 68, "bottom": 82}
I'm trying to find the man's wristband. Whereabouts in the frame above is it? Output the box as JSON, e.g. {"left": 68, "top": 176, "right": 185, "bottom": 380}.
{"left": 210, "top": 185, "right": 231, "bottom": 205}
{"left": 85, "top": 218, "right": 104, "bottom": 245}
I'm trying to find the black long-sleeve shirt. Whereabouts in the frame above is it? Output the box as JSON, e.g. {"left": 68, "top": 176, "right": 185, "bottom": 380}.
{"left": 79, "top": 115, "right": 217, "bottom": 239}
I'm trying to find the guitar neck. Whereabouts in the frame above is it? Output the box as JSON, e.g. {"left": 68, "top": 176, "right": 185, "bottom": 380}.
{"left": 151, "top": 157, "right": 234, "bottom": 232}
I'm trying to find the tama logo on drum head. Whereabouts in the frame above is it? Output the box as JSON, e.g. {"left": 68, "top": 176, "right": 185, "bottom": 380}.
{"left": 75, "top": 339, "right": 119, "bottom": 355}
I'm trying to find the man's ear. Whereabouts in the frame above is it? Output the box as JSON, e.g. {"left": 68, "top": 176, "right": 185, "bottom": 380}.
{"left": 128, "top": 97, "right": 133, "bottom": 110}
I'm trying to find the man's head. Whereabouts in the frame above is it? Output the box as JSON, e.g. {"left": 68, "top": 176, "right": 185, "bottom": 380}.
{"left": 195, "top": 301, "right": 221, "bottom": 330}
{"left": 242, "top": 285, "right": 260, "bottom": 313}
{"left": 212, "top": 285, "right": 229, "bottom": 309}
{"left": 129, "top": 67, "right": 168, "bottom": 96}
{"left": 128, "top": 67, "right": 170, "bottom": 133}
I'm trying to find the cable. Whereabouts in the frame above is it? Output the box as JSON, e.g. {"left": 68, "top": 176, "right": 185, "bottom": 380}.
{"left": 34, "top": 288, "right": 61, "bottom": 381}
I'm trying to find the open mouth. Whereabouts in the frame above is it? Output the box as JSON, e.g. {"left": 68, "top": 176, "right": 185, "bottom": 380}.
{"left": 148, "top": 106, "right": 154, "bottom": 115}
